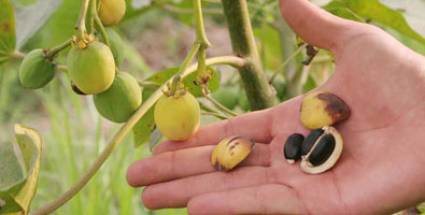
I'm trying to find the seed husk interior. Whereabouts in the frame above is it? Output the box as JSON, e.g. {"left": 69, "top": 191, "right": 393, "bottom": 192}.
{"left": 302, "top": 128, "right": 324, "bottom": 156}
{"left": 284, "top": 133, "right": 304, "bottom": 164}
{"left": 300, "top": 126, "right": 343, "bottom": 174}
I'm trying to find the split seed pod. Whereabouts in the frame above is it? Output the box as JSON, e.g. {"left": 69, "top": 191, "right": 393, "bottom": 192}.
{"left": 300, "top": 126, "right": 343, "bottom": 174}
{"left": 211, "top": 136, "right": 255, "bottom": 171}
{"left": 301, "top": 128, "right": 324, "bottom": 157}
{"left": 300, "top": 91, "right": 350, "bottom": 129}
{"left": 283, "top": 133, "right": 304, "bottom": 164}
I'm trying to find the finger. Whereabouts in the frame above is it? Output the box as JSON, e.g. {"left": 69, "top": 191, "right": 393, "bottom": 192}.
{"left": 279, "top": 0, "right": 355, "bottom": 51}
{"left": 188, "top": 184, "right": 307, "bottom": 215}
{"left": 127, "top": 144, "right": 270, "bottom": 187}
{"left": 153, "top": 108, "right": 273, "bottom": 154}
{"left": 141, "top": 166, "right": 272, "bottom": 209}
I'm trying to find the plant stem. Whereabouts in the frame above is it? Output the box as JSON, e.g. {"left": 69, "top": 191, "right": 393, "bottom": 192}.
{"left": 193, "top": 0, "right": 211, "bottom": 86}
{"left": 94, "top": 16, "right": 110, "bottom": 47}
{"left": 193, "top": 0, "right": 210, "bottom": 47}
{"left": 45, "top": 39, "right": 72, "bottom": 59}
{"left": 170, "top": 43, "right": 201, "bottom": 96}
{"left": 87, "top": 0, "right": 97, "bottom": 34}
{"left": 221, "top": 0, "right": 275, "bottom": 110}
{"left": 204, "top": 94, "right": 238, "bottom": 117}
{"left": 269, "top": 43, "right": 306, "bottom": 84}
{"left": 157, "top": 4, "right": 222, "bottom": 15}
{"left": 138, "top": 81, "right": 161, "bottom": 88}
{"left": 9, "top": 51, "right": 25, "bottom": 60}
{"left": 76, "top": 0, "right": 91, "bottom": 37}
{"left": 202, "top": 111, "right": 228, "bottom": 120}
{"left": 31, "top": 55, "right": 246, "bottom": 215}
{"left": 57, "top": 65, "right": 68, "bottom": 73}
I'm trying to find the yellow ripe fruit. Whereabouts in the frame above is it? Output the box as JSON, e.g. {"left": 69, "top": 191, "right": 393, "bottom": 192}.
{"left": 211, "top": 136, "right": 255, "bottom": 171}
{"left": 98, "top": 0, "right": 126, "bottom": 26}
{"left": 154, "top": 92, "right": 200, "bottom": 141}
{"left": 67, "top": 41, "right": 115, "bottom": 94}
{"left": 300, "top": 91, "right": 351, "bottom": 129}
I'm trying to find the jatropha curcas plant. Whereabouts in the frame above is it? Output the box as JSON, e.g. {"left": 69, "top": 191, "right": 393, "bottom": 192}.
{"left": 1, "top": 0, "right": 267, "bottom": 214}
{"left": 4, "top": 0, "right": 404, "bottom": 213}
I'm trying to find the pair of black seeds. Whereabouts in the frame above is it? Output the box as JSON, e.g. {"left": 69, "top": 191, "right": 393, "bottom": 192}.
{"left": 284, "top": 128, "right": 336, "bottom": 166}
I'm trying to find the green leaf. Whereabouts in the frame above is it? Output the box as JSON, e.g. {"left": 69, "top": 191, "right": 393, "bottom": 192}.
{"left": 15, "top": 0, "right": 60, "bottom": 49}
{"left": 418, "top": 202, "right": 425, "bottom": 213}
{"left": 24, "top": 0, "right": 79, "bottom": 49}
{"left": 324, "top": 0, "right": 425, "bottom": 45}
{"left": 145, "top": 67, "right": 220, "bottom": 97}
{"left": 133, "top": 108, "right": 155, "bottom": 148}
{"left": 0, "top": 124, "right": 42, "bottom": 214}
{"left": 303, "top": 74, "right": 317, "bottom": 92}
{"left": 0, "top": 0, "right": 16, "bottom": 59}
{"left": 0, "top": 141, "right": 26, "bottom": 193}
{"left": 254, "top": 24, "right": 283, "bottom": 70}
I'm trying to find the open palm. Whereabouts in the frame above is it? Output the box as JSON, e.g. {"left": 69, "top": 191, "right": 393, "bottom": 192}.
{"left": 127, "top": 1, "right": 425, "bottom": 214}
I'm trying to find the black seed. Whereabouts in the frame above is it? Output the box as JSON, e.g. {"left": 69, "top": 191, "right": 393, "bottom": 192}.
{"left": 308, "top": 134, "right": 335, "bottom": 166}
{"left": 284, "top": 133, "right": 304, "bottom": 161}
{"left": 302, "top": 128, "right": 324, "bottom": 156}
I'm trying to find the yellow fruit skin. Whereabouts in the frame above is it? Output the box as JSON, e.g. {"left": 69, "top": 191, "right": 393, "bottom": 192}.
{"left": 154, "top": 92, "right": 200, "bottom": 141}
{"left": 300, "top": 92, "right": 350, "bottom": 129}
{"left": 67, "top": 41, "right": 115, "bottom": 94}
{"left": 99, "top": 0, "right": 126, "bottom": 26}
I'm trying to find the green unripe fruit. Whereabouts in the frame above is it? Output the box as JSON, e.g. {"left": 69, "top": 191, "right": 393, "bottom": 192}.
{"left": 19, "top": 49, "right": 55, "bottom": 89}
{"left": 154, "top": 92, "right": 200, "bottom": 141}
{"left": 106, "top": 29, "right": 124, "bottom": 66}
{"left": 93, "top": 72, "right": 142, "bottom": 123}
{"left": 67, "top": 41, "right": 115, "bottom": 94}
{"left": 99, "top": 0, "right": 126, "bottom": 26}
{"left": 212, "top": 86, "right": 238, "bottom": 110}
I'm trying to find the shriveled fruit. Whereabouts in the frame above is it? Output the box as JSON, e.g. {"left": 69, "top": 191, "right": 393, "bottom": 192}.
{"left": 93, "top": 72, "right": 142, "bottom": 123}
{"left": 300, "top": 91, "right": 350, "bottom": 129}
{"left": 19, "top": 49, "right": 55, "bottom": 89}
{"left": 67, "top": 41, "right": 115, "bottom": 94}
{"left": 98, "top": 0, "right": 126, "bottom": 26}
{"left": 211, "top": 136, "right": 255, "bottom": 171}
{"left": 154, "top": 92, "right": 200, "bottom": 141}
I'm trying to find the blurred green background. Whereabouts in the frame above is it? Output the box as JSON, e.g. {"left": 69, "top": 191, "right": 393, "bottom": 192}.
{"left": 0, "top": 0, "right": 425, "bottom": 214}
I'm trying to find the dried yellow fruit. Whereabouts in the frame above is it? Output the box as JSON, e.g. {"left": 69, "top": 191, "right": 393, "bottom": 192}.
{"left": 211, "top": 136, "right": 255, "bottom": 171}
{"left": 300, "top": 91, "right": 350, "bottom": 129}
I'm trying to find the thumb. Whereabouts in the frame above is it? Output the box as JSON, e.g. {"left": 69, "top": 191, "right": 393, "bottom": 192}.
{"left": 280, "top": 0, "right": 355, "bottom": 52}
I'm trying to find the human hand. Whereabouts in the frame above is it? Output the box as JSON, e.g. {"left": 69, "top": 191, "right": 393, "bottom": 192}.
{"left": 127, "top": 0, "right": 425, "bottom": 214}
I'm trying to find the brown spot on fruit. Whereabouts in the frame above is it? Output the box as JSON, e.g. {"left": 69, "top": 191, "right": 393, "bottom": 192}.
{"left": 318, "top": 92, "right": 351, "bottom": 124}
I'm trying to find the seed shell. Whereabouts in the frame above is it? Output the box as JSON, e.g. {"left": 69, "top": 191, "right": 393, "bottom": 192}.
{"left": 300, "top": 126, "right": 343, "bottom": 174}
